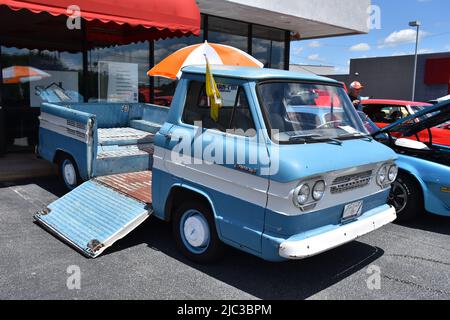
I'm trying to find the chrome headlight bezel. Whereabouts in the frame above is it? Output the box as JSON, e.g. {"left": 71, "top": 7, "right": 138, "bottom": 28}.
{"left": 388, "top": 164, "right": 398, "bottom": 182}
{"left": 312, "top": 180, "right": 326, "bottom": 201}
{"left": 377, "top": 163, "right": 397, "bottom": 186}
{"left": 293, "top": 178, "right": 326, "bottom": 210}
{"left": 294, "top": 183, "right": 310, "bottom": 206}
{"left": 376, "top": 165, "right": 387, "bottom": 186}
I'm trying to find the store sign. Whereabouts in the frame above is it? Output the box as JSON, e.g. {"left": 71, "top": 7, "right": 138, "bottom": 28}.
{"left": 98, "top": 61, "right": 139, "bottom": 103}
{"left": 30, "top": 70, "right": 80, "bottom": 107}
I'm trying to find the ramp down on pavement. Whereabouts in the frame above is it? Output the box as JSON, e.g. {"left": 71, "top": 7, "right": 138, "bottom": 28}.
{"left": 34, "top": 171, "right": 153, "bottom": 258}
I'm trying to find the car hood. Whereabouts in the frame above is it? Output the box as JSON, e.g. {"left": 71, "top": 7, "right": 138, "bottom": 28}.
{"left": 378, "top": 100, "right": 450, "bottom": 136}
{"left": 267, "top": 138, "right": 397, "bottom": 183}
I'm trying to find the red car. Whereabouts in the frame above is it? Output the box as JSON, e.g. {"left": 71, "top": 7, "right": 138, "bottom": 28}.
{"left": 362, "top": 99, "right": 450, "bottom": 147}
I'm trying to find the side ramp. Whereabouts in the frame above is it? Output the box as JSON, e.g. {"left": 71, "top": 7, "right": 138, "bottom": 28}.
{"left": 35, "top": 171, "right": 153, "bottom": 258}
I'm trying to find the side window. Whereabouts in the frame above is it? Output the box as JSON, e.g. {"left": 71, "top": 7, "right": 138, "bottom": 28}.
{"left": 381, "top": 106, "right": 404, "bottom": 123}
{"left": 365, "top": 106, "right": 403, "bottom": 124}
{"left": 182, "top": 80, "right": 256, "bottom": 137}
{"left": 363, "top": 105, "right": 388, "bottom": 123}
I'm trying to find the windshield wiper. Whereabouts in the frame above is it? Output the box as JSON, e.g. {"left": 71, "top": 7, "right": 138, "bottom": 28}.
{"left": 337, "top": 132, "right": 373, "bottom": 142}
{"left": 289, "top": 134, "right": 342, "bottom": 145}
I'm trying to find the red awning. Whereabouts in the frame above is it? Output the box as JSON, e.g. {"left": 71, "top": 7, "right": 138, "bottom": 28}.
{"left": 0, "top": 0, "right": 201, "bottom": 39}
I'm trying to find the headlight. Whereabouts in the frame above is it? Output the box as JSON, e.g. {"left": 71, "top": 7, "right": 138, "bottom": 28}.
{"left": 377, "top": 165, "right": 387, "bottom": 185}
{"left": 294, "top": 184, "right": 310, "bottom": 206}
{"left": 312, "top": 180, "right": 326, "bottom": 201}
{"left": 388, "top": 165, "right": 398, "bottom": 182}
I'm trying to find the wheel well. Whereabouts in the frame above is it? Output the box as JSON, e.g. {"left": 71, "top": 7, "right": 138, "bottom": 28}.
{"left": 164, "top": 186, "right": 213, "bottom": 222}
{"left": 53, "top": 150, "right": 70, "bottom": 164}
{"left": 398, "top": 168, "right": 424, "bottom": 198}
{"left": 53, "top": 150, "right": 79, "bottom": 173}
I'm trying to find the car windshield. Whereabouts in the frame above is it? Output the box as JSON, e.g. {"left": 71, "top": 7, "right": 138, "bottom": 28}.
{"left": 410, "top": 105, "right": 450, "bottom": 127}
{"left": 258, "top": 82, "right": 368, "bottom": 143}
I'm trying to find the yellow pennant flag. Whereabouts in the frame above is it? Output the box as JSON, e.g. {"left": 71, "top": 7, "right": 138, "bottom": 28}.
{"left": 205, "top": 56, "right": 222, "bottom": 122}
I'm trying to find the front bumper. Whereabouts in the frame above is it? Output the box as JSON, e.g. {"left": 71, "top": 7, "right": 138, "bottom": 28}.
{"left": 278, "top": 204, "right": 396, "bottom": 259}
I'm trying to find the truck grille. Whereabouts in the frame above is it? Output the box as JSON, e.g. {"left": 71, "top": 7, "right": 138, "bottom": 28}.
{"left": 330, "top": 170, "right": 372, "bottom": 194}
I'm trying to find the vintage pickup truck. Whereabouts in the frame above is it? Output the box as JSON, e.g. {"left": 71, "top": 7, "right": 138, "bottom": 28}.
{"left": 35, "top": 65, "right": 398, "bottom": 263}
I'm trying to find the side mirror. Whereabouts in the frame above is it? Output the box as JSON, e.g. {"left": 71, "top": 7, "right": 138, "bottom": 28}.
{"left": 394, "top": 138, "right": 430, "bottom": 151}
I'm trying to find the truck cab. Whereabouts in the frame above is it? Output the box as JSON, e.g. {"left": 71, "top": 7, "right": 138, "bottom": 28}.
{"left": 36, "top": 65, "right": 398, "bottom": 263}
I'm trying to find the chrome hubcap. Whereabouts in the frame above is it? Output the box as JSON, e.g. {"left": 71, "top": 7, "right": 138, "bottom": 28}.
{"left": 183, "top": 214, "right": 210, "bottom": 248}
{"left": 63, "top": 161, "right": 76, "bottom": 186}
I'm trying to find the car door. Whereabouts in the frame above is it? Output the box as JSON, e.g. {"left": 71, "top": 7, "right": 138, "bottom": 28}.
{"left": 162, "top": 76, "right": 270, "bottom": 253}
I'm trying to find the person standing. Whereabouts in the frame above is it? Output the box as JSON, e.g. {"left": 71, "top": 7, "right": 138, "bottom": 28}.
{"left": 348, "top": 81, "right": 365, "bottom": 111}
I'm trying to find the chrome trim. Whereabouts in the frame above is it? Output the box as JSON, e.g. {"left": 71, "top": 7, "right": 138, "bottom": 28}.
{"left": 86, "top": 118, "right": 94, "bottom": 178}
{"left": 268, "top": 161, "right": 396, "bottom": 216}
{"left": 279, "top": 205, "right": 397, "bottom": 259}
{"left": 330, "top": 171, "right": 372, "bottom": 194}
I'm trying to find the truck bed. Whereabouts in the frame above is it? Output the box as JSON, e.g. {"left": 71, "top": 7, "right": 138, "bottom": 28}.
{"left": 96, "top": 171, "right": 152, "bottom": 204}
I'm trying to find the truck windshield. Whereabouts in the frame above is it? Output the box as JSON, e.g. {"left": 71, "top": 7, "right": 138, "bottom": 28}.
{"left": 258, "top": 81, "right": 369, "bottom": 144}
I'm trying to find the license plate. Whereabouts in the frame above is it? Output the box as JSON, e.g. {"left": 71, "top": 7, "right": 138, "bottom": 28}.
{"left": 342, "top": 200, "right": 363, "bottom": 221}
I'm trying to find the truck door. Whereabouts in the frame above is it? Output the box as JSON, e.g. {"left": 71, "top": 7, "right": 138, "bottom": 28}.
{"left": 162, "top": 78, "right": 270, "bottom": 253}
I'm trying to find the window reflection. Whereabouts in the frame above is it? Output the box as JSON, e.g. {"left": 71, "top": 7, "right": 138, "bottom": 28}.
{"left": 207, "top": 16, "right": 248, "bottom": 52}
{"left": 0, "top": 7, "right": 83, "bottom": 151}
{"left": 153, "top": 17, "right": 203, "bottom": 106}
{"left": 252, "top": 25, "right": 285, "bottom": 69}
{"left": 87, "top": 42, "right": 150, "bottom": 103}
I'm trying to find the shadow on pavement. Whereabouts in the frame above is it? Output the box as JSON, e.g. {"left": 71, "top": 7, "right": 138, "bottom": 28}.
{"left": 0, "top": 176, "right": 66, "bottom": 198}
{"left": 107, "top": 217, "right": 384, "bottom": 300}
{"left": 2, "top": 177, "right": 392, "bottom": 299}
{"left": 396, "top": 213, "right": 450, "bottom": 236}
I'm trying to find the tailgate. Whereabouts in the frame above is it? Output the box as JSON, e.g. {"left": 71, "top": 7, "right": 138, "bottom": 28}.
{"left": 35, "top": 172, "right": 152, "bottom": 258}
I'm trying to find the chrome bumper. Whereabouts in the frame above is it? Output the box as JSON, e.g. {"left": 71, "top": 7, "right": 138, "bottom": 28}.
{"left": 279, "top": 205, "right": 397, "bottom": 259}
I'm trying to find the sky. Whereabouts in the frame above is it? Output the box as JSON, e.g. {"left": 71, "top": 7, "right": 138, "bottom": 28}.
{"left": 290, "top": 0, "right": 450, "bottom": 74}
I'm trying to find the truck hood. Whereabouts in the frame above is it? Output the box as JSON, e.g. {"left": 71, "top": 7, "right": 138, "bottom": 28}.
{"left": 268, "top": 138, "right": 397, "bottom": 183}
{"left": 378, "top": 100, "right": 450, "bottom": 136}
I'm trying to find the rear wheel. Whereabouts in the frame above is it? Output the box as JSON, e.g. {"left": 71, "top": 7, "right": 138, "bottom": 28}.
{"left": 58, "top": 154, "right": 81, "bottom": 190}
{"left": 172, "top": 201, "right": 224, "bottom": 264}
{"left": 389, "top": 172, "right": 423, "bottom": 222}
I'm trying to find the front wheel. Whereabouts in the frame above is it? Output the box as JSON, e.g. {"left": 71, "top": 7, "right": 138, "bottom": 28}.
{"left": 172, "top": 202, "right": 224, "bottom": 264}
{"left": 389, "top": 172, "right": 423, "bottom": 222}
{"left": 58, "top": 155, "right": 81, "bottom": 191}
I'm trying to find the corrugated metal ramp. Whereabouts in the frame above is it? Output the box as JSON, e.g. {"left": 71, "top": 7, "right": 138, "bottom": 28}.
{"left": 34, "top": 171, "right": 153, "bottom": 258}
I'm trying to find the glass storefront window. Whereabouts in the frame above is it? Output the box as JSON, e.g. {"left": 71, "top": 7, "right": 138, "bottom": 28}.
{"left": 0, "top": 7, "right": 83, "bottom": 151}
{"left": 207, "top": 16, "right": 248, "bottom": 52}
{"left": 87, "top": 42, "right": 150, "bottom": 103}
{"left": 252, "top": 25, "right": 286, "bottom": 69}
{"left": 153, "top": 17, "right": 204, "bottom": 106}
{"left": 0, "top": 7, "right": 290, "bottom": 154}
{"left": 1, "top": 47, "right": 83, "bottom": 107}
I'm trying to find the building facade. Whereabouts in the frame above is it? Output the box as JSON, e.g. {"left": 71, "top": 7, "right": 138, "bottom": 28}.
{"left": 289, "top": 64, "right": 336, "bottom": 76}
{"left": 331, "top": 52, "right": 450, "bottom": 102}
{"left": 0, "top": 0, "right": 370, "bottom": 155}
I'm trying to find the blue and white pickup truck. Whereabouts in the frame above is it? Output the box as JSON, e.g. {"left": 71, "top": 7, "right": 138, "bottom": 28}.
{"left": 36, "top": 66, "right": 398, "bottom": 263}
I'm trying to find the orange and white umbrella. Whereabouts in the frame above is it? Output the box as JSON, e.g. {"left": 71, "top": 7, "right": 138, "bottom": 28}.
{"left": 2, "top": 66, "right": 51, "bottom": 84}
{"left": 148, "top": 41, "right": 264, "bottom": 79}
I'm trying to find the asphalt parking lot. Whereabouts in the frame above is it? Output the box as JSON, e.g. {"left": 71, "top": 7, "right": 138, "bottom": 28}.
{"left": 0, "top": 176, "right": 449, "bottom": 300}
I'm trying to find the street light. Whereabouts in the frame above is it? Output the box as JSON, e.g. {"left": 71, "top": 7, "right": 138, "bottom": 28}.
{"left": 409, "top": 20, "right": 421, "bottom": 101}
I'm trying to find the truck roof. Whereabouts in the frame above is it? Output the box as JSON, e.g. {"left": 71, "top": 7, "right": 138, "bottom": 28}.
{"left": 181, "top": 65, "right": 339, "bottom": 84}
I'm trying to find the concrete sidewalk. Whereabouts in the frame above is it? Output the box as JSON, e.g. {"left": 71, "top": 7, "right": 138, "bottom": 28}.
{"left": 0, "top": 153, "right": 57, "bottom": 182}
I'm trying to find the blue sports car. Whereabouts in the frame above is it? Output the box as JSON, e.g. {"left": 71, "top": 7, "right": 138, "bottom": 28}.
{"left": 371, "top": 101, "right": 450, "bottom": 221}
